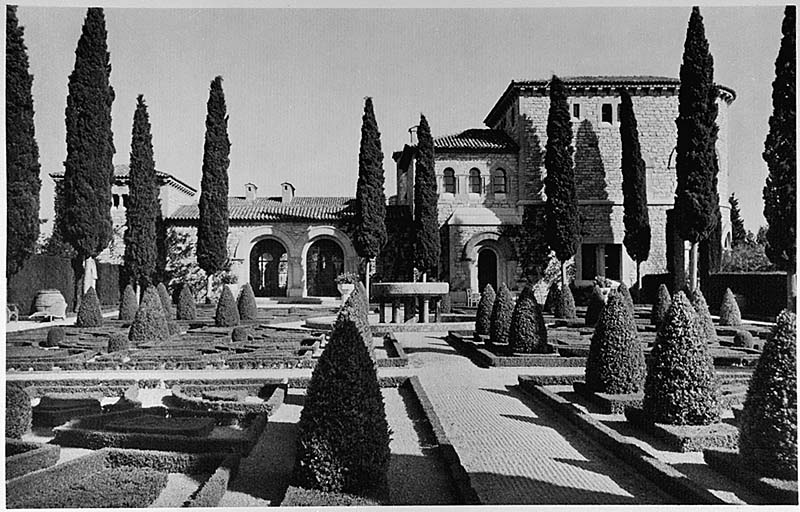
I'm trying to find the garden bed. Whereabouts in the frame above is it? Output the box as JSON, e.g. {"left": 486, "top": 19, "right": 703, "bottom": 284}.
{"left": 165, "top": 379, "right": 287, "bottom": 417}
{"left": 32, "top": 395, "right": 102, "bottom": 427}
{"left": 5, "top": 439, "right": 61, "bottom": 480}
{"left": 625, "top": 407, "right": 740, "bottom": 453}
{"left": 703, "top": 449, "right": 798, "bottom": 505}
{"left": 447, "top": 331, "right": 586, "bottom": 367}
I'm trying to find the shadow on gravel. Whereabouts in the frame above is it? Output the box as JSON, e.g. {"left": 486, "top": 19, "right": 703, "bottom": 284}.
{"left": 500, "top": 413, "right": 560, "bottom": 429}
{"left": 671, "top": 462, "right": 766, "bottom": 505}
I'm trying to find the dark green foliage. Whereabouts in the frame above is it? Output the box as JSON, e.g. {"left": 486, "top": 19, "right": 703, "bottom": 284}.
{"left": 118, "top": 284, "right": 137, "bottom": 321}
{"left": 585, "top": 291, "right": 646, "bottom": 394}
{"left": 642, "top": 291, "right": 720, "bottom": 425}
{"left": 517, "top": 205, "right": 552, "bottom": 281}
{"left": 231, "top": 326, "right": 249, "bottom": 342}
{"left": 293, "top": 312, "right": 390, "bottom": 497}
{"left": 475, "top": 284, "right": 496, "bottom": 335}
{"left": 543, "top": 281, "right": 559, "bottom": 313}
{"left": 334, "top": 282, "right": 374, "bottom": 358}
{"left": 156, "top": 282, "right": 172, "bottom": 319}
{"left": 282, "top": 486, "right": 381, "bottom": 507}
{"left": 215, "top": 286, "right": 239, "bottom": 327}
{"left": 197, "top": 76, "right": 231, "bottom": 276}
{"left": 6, "top": 383, "right": 31, "bottom": 439}
{"left": 412, "top": 114, "right": 440, "bottom": 277}
{"left": 617, "top": 282, "right": 635, "bottom": 317}
{"left": 44, "top": 327, "right": 66, "bottom": 347}
{"left": 619, "top": 88, "right": 651, "bottom": 269}
{"left": 176, "top": 283, "right": 197, "bottom": 320}
{"left": 718, "top": 288, "right": 742, "bottom": 326}
{"left": 739, "top": 310, "right": 797, "bottom": 478}
{"left": 353, "top": 97, "right": 387, "bottom": 259}
{"left": 509, "top": 287, "right": 548, "bottom": 354}
{"left": 76, "top": 287, "right": 103, "bottom": 327}
{"left": 763, "top": 6, "right": 796, "bottom": 273}
{"left": 544, "top": 76, "right": 580, "bottom": 266}
{"left": 554, "top": 284, "right": 576, "bottom": 319}
{"left": 733, "top": 330, "right": 756, "bottom": 350}
{"left": 61, "top": 8, "right": 115, "bottom": 260}
{"left": 167, "top": 321, "right": 180, "bottom": 336}
{"left": 6, "top": 6, "right": 41, "bottom": 277}
{"left": 237, "top": 283, "right": 258, "bottom": 321}
{"left": 28, "top": 467, "right": 168, "bottom": 509}
{"left": 122, "top": 95, "right": 159, "bottom": 289}
{"left": 129, "top": 285, "right": 169, "bottom": 342}
{"left": 674, "top": 7, "right": 720, "bottom": 245}
{"left": 108, "top": 334, "right": 128, "bottom": 353}
{"left": 651, "top": 284, "right": 671, "bottom": 327}
{"left": 690, "top": 287, "right": 717, "bottom": 343}
{"left": 585, "top": 285, "right": 605, "bottom": 327}
{"left": 489, "top": 283, "right": 514, "bottom": 346}
{"left": 728, "top": 193, "right": 747, "bottom": 247}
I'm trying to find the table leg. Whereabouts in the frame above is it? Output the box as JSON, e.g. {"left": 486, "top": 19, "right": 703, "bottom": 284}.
{"left": 379, "top": 300, "right": 386, "bottom": 323}
{"left": 391, "top": 300, "right": 399, "bottom": 324}
{"left": 421, "top": 298, "right": 429, "bottom": 324}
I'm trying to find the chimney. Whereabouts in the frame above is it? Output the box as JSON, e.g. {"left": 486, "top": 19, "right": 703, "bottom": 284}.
{"left": 245, "top": 183, "right": 257, "bottom": 202}
{"left": 409, "top": 125, "right": 419, "bottom": 145}
{"left": 281, "top": 182, "right": 295, "bottom": 203}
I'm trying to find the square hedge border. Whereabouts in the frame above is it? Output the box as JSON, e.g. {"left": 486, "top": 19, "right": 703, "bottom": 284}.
{"left": 166, "top": 380, "right": 287, "bottom": 418}
{"left": 448, "top": 332, "right": 587, "bottom": 368}
{"left": 5, "top": 439, "right": 61, "bottom": 480}
{"left": 624, "top": 407, "right": 740, "bottom": 453}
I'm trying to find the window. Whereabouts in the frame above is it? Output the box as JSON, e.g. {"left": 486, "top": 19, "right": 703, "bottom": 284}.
{"left": 469, "top": 168, "right": 482, "bottom": 194}
{"left": 617, "top": 103, "right": 622, "bottom": 123}
{"left": 572, "top": 103, "right": 581, "bottom": 120}
{"left": 604, "top": 244, "right": 621, "bottom": 280}
{"left": 493, "top": 168, "right": 507, "bottom": 194}
{"left": 601, "top": 103, "right": 613, "bottom": 124}
{"left": 580, "top": 243, "right": 621, "bottom": 281}
{"left": 112, "top": 194, "right": 120, "bottom": 208}
{"left": 443, "top": 168, "right": 456, "bottom": 194}
{"left": 581, "top": 245, "right": 598, "bottom": 281}
{"left": 121, "top": 194, "right": 129, "bottom": 208}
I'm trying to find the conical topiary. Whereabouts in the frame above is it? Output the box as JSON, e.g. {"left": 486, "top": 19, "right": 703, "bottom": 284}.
{"left": 509, "top": 286, "right": 548, "bottom": 354}
{"left": 554, "top": 283, "right": 576, "bottom": 319}
{"left": 335, "top": 283, "right": 375, "bottom": 360}
{"left": 585, "top": 291, "right": 646, "bottom": 394}
{"left": 642, "top": 291, "right": 720, "bottom": 425}
{"left": 6, "top": 383, "right": 31, "bottom": 439}
{"left": 585, "top": 285, "right": 606, "bottom": 327}
{"left": 215, "top": 286, "right": 240, "bottom": 327}
{"left": 718, "top": 288, "right": 742, "bottom": 326}
{"left": 43, "top": 326, "right": 66, "bottom": 347}
{"left": 489, "top": 283, "right": 514, "bottom": 346}
{"left": 733, "top": 330, "right": 758, "bottom": 350}
{"left": 157, "top": 282, "right": 172, "bottom": 319}
{"left": 118, "top": 284, "right": 137, "bottom": 321}
{"left": 617, "top": 282, "right": 635, "bottom": 317}
{"left": 237, "top": 282, "right": 258, "bottom": 321}
{"left": 76, "top": 287, "right": 103, "bottom": 327}
{"left": 690, "top": 288, "right": 717, "bottom": 343}
{"left": 176, "top": 283, "right": 197, "bottom": 320}
{"left": 651, "top": 284, "right": 671, "bottom": 327}
{"left": 475, "top": 284, "right": 496, "bottom": 336}
{"left": 129, "top": 285, "right": 170, "bottom": 342}
{"left": 543, "top": 281, "right": 559, "bottom": 313}
{"left": 738, "top": 309, "right": 797, "bottom": 478}
{"left": 293, "top": 308, "right": 390, "bottom": 498}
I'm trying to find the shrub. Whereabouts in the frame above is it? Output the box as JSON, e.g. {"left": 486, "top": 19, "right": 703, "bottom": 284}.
{"left": 554, "top": 284, "right": 576, "bottom": 319}
{"left": 6, "top": 383, "right": 32, "bottom": 439}
{"left": 76, "top": 287, "right": 103, "bottom": 327}
{"left": 733, "top": 330, "right": 757, "bottom": 350}
{"left": 718, "top": 288, "right": 742, "bottom": 326}
{"left": 617, "top": 281, "right": 635, "bottom": 317}
{"left": 438, "top": 292, "right": 451, "bottom": 314}
{"left": 293, "top": 311, "right": 390, "bottom": 497}
{"left": 129, "top": 286, "right": 170, "bottom": 342}
{"left": 156, "top": 282, "right": 172, "bottom": 319}
{"left": 334, "top": 284, "right": 374, "bottom": 358}
{"left": 28, "top": 467, "right": 168, "bottom": 509}
{"left": 690, "top": 288, "right": 717, "bottom": 344}
{"left": 107, "top": 334, "right": 129, "bottom": 353}
{"left": 215, "top": 286, "right": 240, "bottom": 327}
{"left": 475, "top": 284, "right": 496, "bottom": 336}
{"left": 584, "top": 286, "right": 605, "bottom": 327}
{"left": 585, "top": 291, "right": 646, "bottom": 394}
{"left": 118, "top": 284, "right": 137, "bottom": 321}
{"left": 231, "top": 326, "right": 249, "bottom": 342}
{"left": 44, "top": 326, "right": 66, "bottom": 347}
{"left": 642, "top": 291, "right": 720, "bottom": 425}
{"left": 176, "top": 283, "right": 197, "bottom": 321}
{"left": 543, "top": 281, "right": 560, "bottom": 313}
{"left": 509, "top": 287, "right": 547, "bottom": 354}
{"left": 651, "top": 284, "right": 671, "bottom": 327}
{"left": 738, "top": 310, "right": 797, "bottom": 478}
{"left": 489, "top": 283, "right": 514, "bottom": 346}
{"left": 167, "top": 321, "right": 180, "bottom": 336}
{"left": 237, "top": 283, "right": 258, "bottom": 321}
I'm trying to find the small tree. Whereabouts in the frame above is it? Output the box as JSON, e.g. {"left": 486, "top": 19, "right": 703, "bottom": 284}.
{"left": 585, "top": 285, "right": 605, "bottom": 327}
{"left": 554, "top": 283, "right": 576, "bottom": 320}
{"left": 509, "top": 286, "right": 548, "bottom": 354}
{"left": 585, "top": 291, "right": 646, "bottom": 394}
{"left": 489, "top": 283, "right": 514, "bottom": 347}
{"left": 475, "top": 284, "right": 496, "bottom": 336}
{"left": 642, "top": 291, "right": 720, "bottom": 425}
{"left": 651, "top": 284, "right": 672, "bottom": 328}
{"left": 412, "top": 114, "right": 439, "bottom": 280}
{"left": 156, "top": 282, "right": 172, "bottom": 319}
{"left": 176, "top": 284, "right": 197, "bottom": 321}
{"left": 690, "top": 287, "right": 717, "bottom": 344}
{"left": 718, "top": 288, "right": 742, "bottom": 326}
{"left": 76, "top": 287, "right": 103, "bottom": 327}
{"left": 129, "top": 285, "right": 169, "bottom": 342}
{"left": 215, "top": 285, "right": 239, "bottom": 327}
{"left": 728, "top": 193, "right": 747, "bottom": 247}
{"left": 118, "top": 284, "right": 137, "bottom": 321}
{"left": 237, "top": 282, "right": 258, "bottom": 321}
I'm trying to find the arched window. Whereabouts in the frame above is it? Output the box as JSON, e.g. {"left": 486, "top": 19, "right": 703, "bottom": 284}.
{"left": 469, "top": 168, "right": 481, "bottom": 194}
{"left": 493, "top": 168, "right": 507, "bottom": 194}
{"left": 443, "top": 168, "right": 456, "bottom": 194}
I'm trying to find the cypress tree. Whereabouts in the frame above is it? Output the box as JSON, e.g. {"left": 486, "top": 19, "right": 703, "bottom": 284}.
{"left": 197, "top": 76, "right": 231, "bottom": 298}
{"left": 718, "top": 288, "right": 742, "bottom": 326}
{"left": 728, "top": 193, "right": 746, "bottom": 247}
{"left": 413, "top": 114, "right": 440, "bottom": 280}
{"left": 489, "top": 283, "right": 514, "bottom": 347}
{"left": 475, "top": 284, "right": 496, "bottom": 336}
{"left": 518, "top": 205, "right": 551, "bottom": 282}
{"left": 763, "top": 6, "right": 796, "bottom": 308}
{"left": 122, "top": 95, "right": 159, "bottom": 292}
{"left": 619, "top": 88, "right": 651, "bottom": 297}
{"left": 353, "top": 97, "right": 387, "bottom": 303}
{"left": 674, "top": 7, "right": 721, "bottom": 292}
{"left": 509, "top": 286, "right": 548, "bottom": 354}
{"left": 6, "top": 6, "right": 41, "bottom": 277}
{"left": 544, "top": 76, "right": 580, "bottom": 287}
{"left": 61, "top": 8, "right": 115, "bottom": 303}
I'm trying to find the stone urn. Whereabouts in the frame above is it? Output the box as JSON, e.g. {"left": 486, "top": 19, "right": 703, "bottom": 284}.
{"left": 337, "top": 283, "right": 355, "bottom": 305}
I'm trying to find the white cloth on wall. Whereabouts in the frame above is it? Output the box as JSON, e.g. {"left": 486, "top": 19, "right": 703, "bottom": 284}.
{"left": 83, "top": 257, "right": 98, "bottom": 294}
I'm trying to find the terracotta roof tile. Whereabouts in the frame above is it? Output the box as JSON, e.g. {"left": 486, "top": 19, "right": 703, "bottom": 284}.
{"left": 433, "top": 129, "right": 519, "bottom": 152}
{"left": 50, "top": 163, "right": 197, "bottom": 194}
{"left": 169, "top": 196, "right": 355, "bottom": 222}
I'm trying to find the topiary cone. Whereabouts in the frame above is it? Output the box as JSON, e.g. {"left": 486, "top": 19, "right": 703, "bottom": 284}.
{"left": 617, "top": 281, "right": 635, "bottom": 317}
{"left": 76, "top": 287, "right": 103, "bottom": 327}
{"left": 176, "top": 283, "right": 197, "bottom": 320}
{"left": 543, "top": 281, "right": 560, "bottom": 313}
{"left": 118, "top": 284, "right": 137, "bottom": 321}
{"left": 215, "top": 286, "right": 240, "bottom": 327}
{"left": 718, "top": 288, "right": 742, "bottom": 327}
{"left": 509, "top": 286, "right": 548, "bottom": 354}
{"left": 554, "top": 283, "right": 576, "bottom": 319}
{"left": 129, "top": 285, "right": 170, "bottom": 342}
{"left": 335, "top": 284, "right": 375, "bottom": 362}
{"left": 157, "top": 282, "right": 172, "bottom": 319}
{"left": 237, "top": 282, "right": 258, "bottom": 321}
{"left": 738, "top": 309, "right": 797, "bottom": 479}
{"left": 475, "top": 284, "right": 496, "bottom": 336}
{"left": 585, "top": 291, "right": 646, "bottom": 394}
{"left": 489, "top": 283, "right": 514, "bottom": 346}
{"left": 6, "top": 383, "right": 31, "bottom": 439}
{"left": 642, "top": 291, "right": 720, "bottom": 425}
{"left": 585, "top": 285, "right": 606, "bottom": 327}
{"left": 690, "top": 288, "right": 717, "bottom": 344}
{"left": 651, "top": 284, "right": 671, "bottom": 327}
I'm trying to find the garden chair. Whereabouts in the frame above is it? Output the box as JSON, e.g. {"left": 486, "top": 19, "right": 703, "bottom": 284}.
{"left": 466, "top": 289, "right": 481, "bottom": 307}
{"left": 7, "top": 303, "right": 20, "bottom": 323}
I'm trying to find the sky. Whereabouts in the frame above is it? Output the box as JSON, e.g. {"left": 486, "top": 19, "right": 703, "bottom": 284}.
{"left": 11, "top": 3, "right": 788, "bottom": 236}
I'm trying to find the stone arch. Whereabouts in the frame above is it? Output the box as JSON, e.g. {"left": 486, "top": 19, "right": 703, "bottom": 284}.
{"left": 463, "top": 231, "right": 515, "bottom": 293}
{"left": 233, "top": 226, "right": 297, "bottom": 261}
{"left": 299, "top": 226, "right": 359, "bottom": 297}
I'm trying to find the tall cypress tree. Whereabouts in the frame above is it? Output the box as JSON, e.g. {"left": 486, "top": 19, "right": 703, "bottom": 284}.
{"left": 544, "top": 75, "right": 580, "bottom": 286}
{"left": 123, "top": 95, "right": 159, "bottom": 293}
{"left": 353, "top": 97, "right": 387, "bottom": 302}
{"left": 6, "top": 6, "right": 41, "bottom": 277}
{"left": 196, "top": 76, "right": 231, "bottom": 299}
{"left": 413, "top": 114, "right": 439, "bottom": 280}
{"left": 728, "top": 193, "right": 746, "bottom": 247}
{"left": 763, "top": 5, "right": 796, "bottom": 308}
{"left": 62, "top": 7, "right": 115, "bottom": 304}
{"left": 518, "top": 205, "right": 551, "bottom": 283}
{"left": 619, "top": 88, "right": 651, "bottom": 298}
{"left": 674, "top": 6, "right": 720, "bottom": 292}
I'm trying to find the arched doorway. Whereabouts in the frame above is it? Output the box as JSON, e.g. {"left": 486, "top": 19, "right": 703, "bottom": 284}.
{"left": 306, "top": 238, "right": 344, "bottom": 297}
{"left": 250, "top": 239, "right": 288, "bottom": 297}
{"left": 477, "top": 248, "right": 498, "bottom": 292}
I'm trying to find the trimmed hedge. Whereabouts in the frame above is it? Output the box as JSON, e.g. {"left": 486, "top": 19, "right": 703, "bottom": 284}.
{"left": 335, "top": 282, "right": 375, "bottom": 358}
{"left": 157, "top": 282, "right": 173, "bottom": 319}
{"left": 44, "top": 326, "right": 66, "bottom": 347}
{"left": 651, "top": 284, "right": 671, "bottom": 328}
{"left": 543, "top": 280, "right": 559, "bottom": 313}
{"left": 215, "top": 286, "right": 240, "bottom": 327}
{"left": 129, "top": 285, "right": 170, "bottom": 342}
{"left": 231, "top": 326, "right": 249, "bottom": 342}
{"left": 108, "top": 334, "right": 129, "bottom": 353}
{"left": 237, "top": 283, "right": 258, "bottom": 321}
{"left": 617, "top": 282, "right": 635, "bottom": 316}
{"left": 119, "top": 284, "right": 137, "bottom": 321}
{"left": 690, "top": 288, "right": 717, "bottom": 344}
{"left": 489, "top": 283, "right": 514, "bottom": 346}
{"left": 554, "top": 283, "right": 576, "bottom": 319}
{"left": 281, "top": 486, "right": 381, "bottom": 507}
{"left": 5, "top": 440, "right": 61, "bottom": 480}
{"left": 475, "top": 284, "right": 495, "bottom": 336}
{"left": 584, "top": 285, "right": 605, "bottom": 327}
{"left": 6, "top": 382, "right": 32, "bottom": 438}
{"left": 733, "top": 330, "right": 758, "bottom": 350}
{"left": 718, "top": 288, "right": 742, "bottom": 326}
{"left": 703, "top": 272, "right": 787, "bottom": 319}
{"left": 76, "top": 287, "right": 103, "bottom": 327}
{"left": 177, "top": 283, "right": 197, "bottom": 320}
{"left": 509, "top": 286, "right": 548, "bottom": 354}
{"left": 106, "top": 415, "right": 215, "bottom": 437}
{"left": 184, "top": 454, "right": 240, "bottom": 507}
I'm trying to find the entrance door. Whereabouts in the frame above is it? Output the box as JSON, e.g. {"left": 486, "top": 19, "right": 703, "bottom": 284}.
{"left": 306, "top": 239, "right": 344, "bottom": 297}
{"left": 250, "top": 239, "right": 288, "bottom": 297}
{"left": 477, "top": 248, "right": 498, "bottom": 292}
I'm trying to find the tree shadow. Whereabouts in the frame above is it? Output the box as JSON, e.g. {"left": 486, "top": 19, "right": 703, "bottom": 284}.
{"left": 519, "top": 115, "right": 545, "bottom": 200}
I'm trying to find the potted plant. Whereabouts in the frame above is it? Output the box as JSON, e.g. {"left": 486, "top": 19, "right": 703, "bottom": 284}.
{"left": 335, "top": 272, "right": 359, "bottom": 304}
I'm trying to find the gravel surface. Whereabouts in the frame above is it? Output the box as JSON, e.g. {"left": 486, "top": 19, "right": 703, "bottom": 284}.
{"left": 149, "top": 473, "right": 207, "bottom": 508}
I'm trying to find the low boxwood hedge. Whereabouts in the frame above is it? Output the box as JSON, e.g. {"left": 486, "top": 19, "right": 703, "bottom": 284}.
{"left": 106, "top": 415, "right": 216, "bottom": 437}
{"left": 281, "top": 486, "right": 382, "bottom": 507}
{"left": 5, "top": 439, "right": 61, "bottom": 480}
{"left": 184, "top": 454, "right": 240, "bottom": 507}
{"left": 6, "top": 382, "right": 32, "bottom": 438}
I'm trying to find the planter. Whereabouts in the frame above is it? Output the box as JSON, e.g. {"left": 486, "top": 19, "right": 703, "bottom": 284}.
{"left": 337, "top": 283, "right": 355, "bottom": 305}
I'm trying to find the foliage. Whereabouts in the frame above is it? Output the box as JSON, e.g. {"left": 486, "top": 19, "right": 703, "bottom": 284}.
{"left": 6, "top": 383, "right": 32, "bottom": 439}
{"left": 76, "top": 287, "right": 103, "bottom": 327}
{"left": 585, "top": 291, "right": 646, "bottom": 394}
{"left": 108, "top": 334, "right": 129, "bottom": 353}
{"left": 412, "top": 114, "right": 440, "bottom": 277}
{"left": 215, "top": 286, "right": 240, "bottom": 327}
{"left": 584, "top": 285, "right": 605, "bottom": 327}
{"left": 353, "top": 97, "right": 387, "bottom": 259}
{"left": 594, "top": 276, "right": 614, "bottom": 288}
{"left": 619, "top": 88, "right": 651, "bottom": 269}
{"left": 335, "top": 282, "right": 375, "bottom": 358}
{"left": 156, "top": 282, "right": 172, "bottom": 319}
{"left": 617, "top": 282, "right": 635, "bottom": 316}
{"left": 197, "top": 76, "right": 231, "bottom": 276}
{"left": 554, "top": 283, "right": 576, "bottom": 319}
{"left": 509, "top": 286, "right": 548, "bottom": 354}
{"left": 176, "top": 283, "right": 197, "bottom": 321}
{"left": 237, "top": 282, "right": 258, "bottom": 321}
{"left": 650, "top": 284, "right": 671, "bottom": 327}
{"left": 642, "top": 291, "right": 720, "bottom": 425}
{"left": 720, "top": 238, "right": 776, "bottom": 272}
{"left": 543, "top": 280, "right": 560, "bottom": 313}
{"left": 167, "top": 321, "right": 180, "bottom": 336}
{"left": 718, "top": 288, "right": 742, "bottom": 326}
{"left": 739, "top": 310, "right": 797, "bottom": 478}
{"left": 517, "top": 205, "right": 552, "bottom": 281}
{"left": 690, "top": 287, "right": 717, "bottom": 343}
{"left": 118, "top": 284, "right": 137, "bottom": 321}
{"left": 334, "top": 272, "right": 360, "bottom": 285}
{"left": 231, "top": 326, "right": 249, "bottom": 342}
{"left": 44, "top": 326, "right": 65, "bottom": 347}
{"left": 6, "top": 6, "right": 42, "bottom": 277}
{"left": 128, "top": 285, "right": 169, "bottom": 342}
{"left": 475, "top": 284, "right": 496, "bottom": 336}
{"left": 728, "top": 193, "right": 747, "bottom": 247}
{"left": 733, "top": 330, "right": 757, "bottom": 349}
{"left": 489, "top": 283, "right": 514, "bottom": 346}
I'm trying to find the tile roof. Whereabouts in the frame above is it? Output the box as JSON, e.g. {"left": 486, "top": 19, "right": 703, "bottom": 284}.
{"left": 50, "top": 164, "right": 197, "bottom": 194}
{"left": 169, "top": 196, "right": 355, "bottom": 223}
{"left": 434, "top": 129, "right": 519, "bottom": 153}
